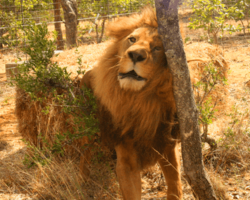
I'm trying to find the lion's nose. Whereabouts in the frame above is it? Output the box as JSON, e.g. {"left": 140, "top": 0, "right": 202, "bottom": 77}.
{"left": 128, "top": 50, "right": 146, "bottom": 64}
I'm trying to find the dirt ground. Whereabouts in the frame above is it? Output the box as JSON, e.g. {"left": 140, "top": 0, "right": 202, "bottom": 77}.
{"left": 1, "top": 33, "right": 250, "bottom": 199}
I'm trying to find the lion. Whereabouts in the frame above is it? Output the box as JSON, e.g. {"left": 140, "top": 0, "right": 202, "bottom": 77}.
{"left": 80, "top": 7, "right": 182, "bottom": 200}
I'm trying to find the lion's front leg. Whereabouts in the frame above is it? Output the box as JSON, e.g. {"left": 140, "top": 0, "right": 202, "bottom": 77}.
{"left": 115, "top": 141, "right": 141, "bottom": 200}
{"left": 158, "top": 143, "right": 182, "bottom": 200}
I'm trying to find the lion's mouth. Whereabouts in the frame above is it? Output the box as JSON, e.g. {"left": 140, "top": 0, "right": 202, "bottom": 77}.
{"left": 118, "top": 70, "right": 146, "bottom": 81}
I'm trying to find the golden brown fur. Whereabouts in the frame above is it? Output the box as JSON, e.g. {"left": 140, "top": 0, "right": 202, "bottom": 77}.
{"left": 81, "top": 7, "right": 182, "bottom": 200}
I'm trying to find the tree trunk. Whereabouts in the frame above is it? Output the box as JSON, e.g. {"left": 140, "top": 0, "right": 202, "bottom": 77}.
{"left": 60, "top": 0, "right": 77, "bottom": 48}
{"left": 53, "top": 0, "right": 64, "bottom": 50}
{"left": 95, "top": 18, "right": 106, "bottom": 43}
{"left": 154, "top": 0, "right": 217, "bottom": 199}
{"left": 213, "top": 33, "right": 218, "bottom": 44}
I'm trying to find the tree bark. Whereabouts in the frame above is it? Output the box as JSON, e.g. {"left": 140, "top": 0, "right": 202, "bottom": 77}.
{"left": 53, "top": 0, "right": 64, "bottom": 50}
{"left": 60, "top": 0, "right": 77, "bottom": 48}
{"left": 154, "top": 0, "right": 217, "bottom": 199}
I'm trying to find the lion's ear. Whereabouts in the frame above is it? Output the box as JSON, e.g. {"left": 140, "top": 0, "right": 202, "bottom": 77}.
{"left": 106, "top": 6, "right": 157, "bottom": 40}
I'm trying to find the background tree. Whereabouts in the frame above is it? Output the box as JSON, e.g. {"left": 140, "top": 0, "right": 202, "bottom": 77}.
{"left": 155, "top": 0, "right": 217, "bottom": 199}
{"left": 61, "top": 0, "right": 78, "bottom": 48}
{"left": 53, "top": 0, "right": 64, "bottom": 50}
{"left": 77, "top": 0, "right": 154, "bottom": 43}
{"left": 0, "top": 0, "right": 51, "bottom": 48}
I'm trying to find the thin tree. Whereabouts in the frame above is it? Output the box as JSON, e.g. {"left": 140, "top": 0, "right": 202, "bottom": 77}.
{"left": 155, "top": 0, "right": 217, "bottom": 199}
{"left": 61, "top": 0, "right": 77, "bottom": 48}
{"left": 53, "top": 0, "right": 64, "bottom": 50}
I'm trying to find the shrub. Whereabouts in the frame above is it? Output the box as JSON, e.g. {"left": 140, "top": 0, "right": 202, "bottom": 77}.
{"left": 12, "top": 22, "right": 99, "bottom": 166}
{"left": 188, "top": 0, "right": 243, "bottom": 43}
{"left": 193, "top": 61, "right": 227, "bottom": 149}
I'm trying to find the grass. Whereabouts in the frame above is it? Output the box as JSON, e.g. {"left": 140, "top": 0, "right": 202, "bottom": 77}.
{"left": 204, "top": 89, "right": 250, "bottom": 171}
{"left": 1, "top": 145, "right": 119, "bottom": 200}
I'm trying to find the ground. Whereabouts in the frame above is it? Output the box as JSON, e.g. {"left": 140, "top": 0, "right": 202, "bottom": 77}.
{"left": 1, "top": 26, "right": 250, "bottom": 200}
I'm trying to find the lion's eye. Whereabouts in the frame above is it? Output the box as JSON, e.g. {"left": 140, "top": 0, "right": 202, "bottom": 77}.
{"left": 153, "top": 46, "right": 161, "bottom": 51}
{"left": 128, "top": 37, "right": 136, "bottom": 43}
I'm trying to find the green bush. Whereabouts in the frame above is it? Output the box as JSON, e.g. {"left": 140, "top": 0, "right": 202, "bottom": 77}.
{"left": 11, "top": 22, "right": 99, "bottom": 167}
{"left": 0, "top": 0, "right": 51, "bottom": 48}
{"left": 188, "top": 0, "right": 243, "bottom": 43}
{"left": 193, "top": 61, "right": 227, "bottom": 149}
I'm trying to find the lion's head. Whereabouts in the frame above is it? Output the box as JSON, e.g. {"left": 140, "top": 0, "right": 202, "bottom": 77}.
{"left": 85, "top": 7, "right": 176, "bottom": 142}
{"left": 116, "top": 26, "right": 167, "bottom": 91}
{"left": 106, "top": 7, "right": 167, "bottom": 92}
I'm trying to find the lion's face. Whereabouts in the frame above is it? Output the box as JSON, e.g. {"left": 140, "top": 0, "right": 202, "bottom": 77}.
{"left": 117, "top": 27, "right": 167, "bottom": 91}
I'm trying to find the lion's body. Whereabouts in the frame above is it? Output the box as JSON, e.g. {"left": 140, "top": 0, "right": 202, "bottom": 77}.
{"left": 92, "top": 41, "right": 177, "bottom": 168}
{"left": 81, "top": 7, "right": 182, "bottom": 200}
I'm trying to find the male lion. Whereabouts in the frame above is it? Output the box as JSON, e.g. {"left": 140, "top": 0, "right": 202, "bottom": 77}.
{"left": 81, "top": 7, "right": 182, "bottom": 200}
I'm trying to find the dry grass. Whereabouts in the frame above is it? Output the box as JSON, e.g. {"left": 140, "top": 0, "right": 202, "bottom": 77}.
{"left": 201, "top": 87, "right": 250, "bottom": 200}
{"left": 185, "top": 42, "right": 229, "bottom": 118}
{"left": 51, "top": 41, "right": 110, "bottom": 75}
{"left": 1, "top": 148, "right": 119, "bottom": 200}
{"left": 204, "top": 100, "right": 250, "bottom": 174}
{"left": 208, "top": 170, "right": 230, "bottom": 200}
